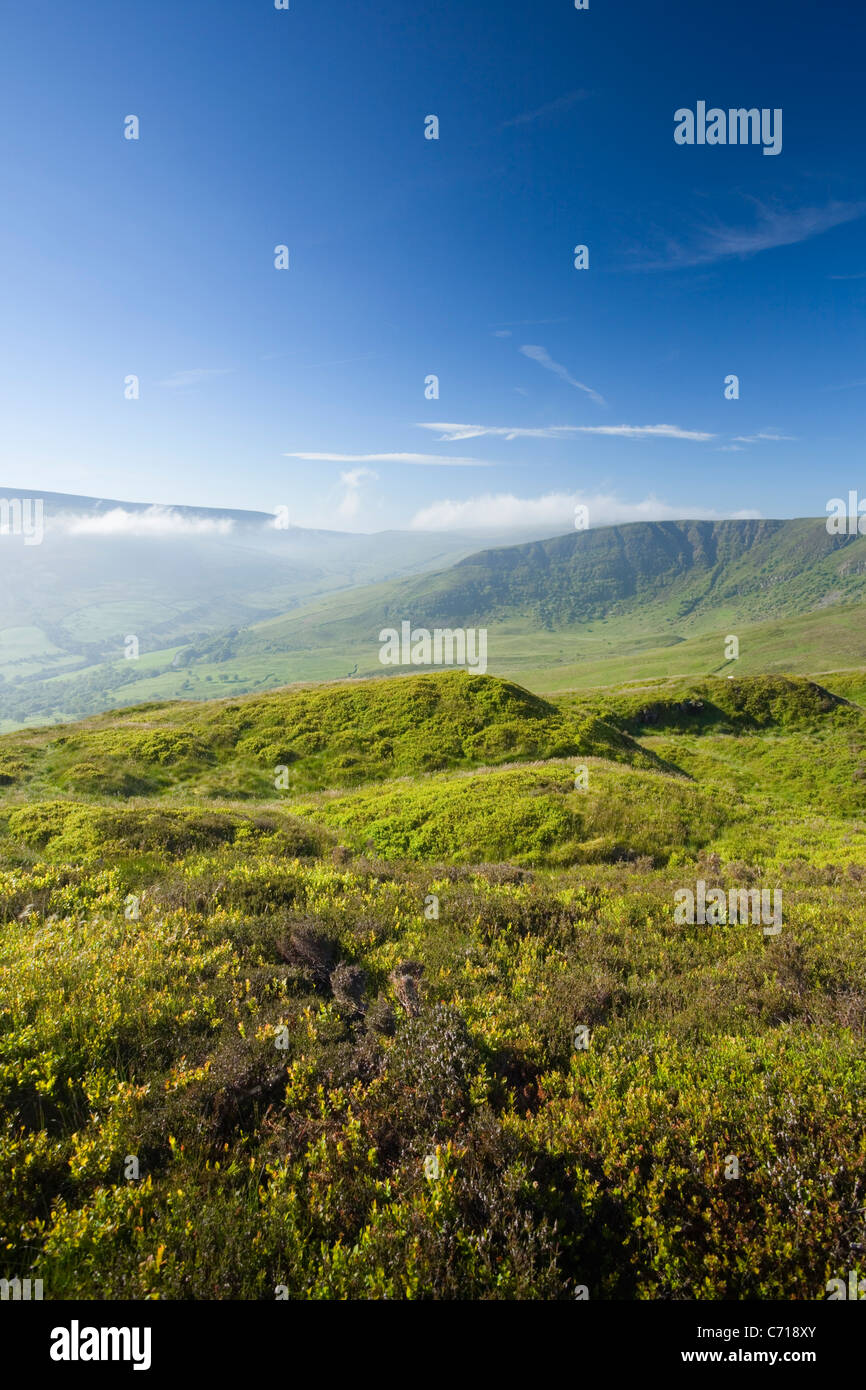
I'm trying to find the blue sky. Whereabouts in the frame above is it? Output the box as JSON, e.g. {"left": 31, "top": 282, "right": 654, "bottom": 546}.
{"left": 1, "top": 0, "right": 864, "bottom": 533}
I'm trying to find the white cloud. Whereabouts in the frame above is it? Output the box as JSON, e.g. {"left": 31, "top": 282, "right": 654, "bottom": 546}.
{"left": 583, "top": 425, "right": 714, "bottom": 439}
{"left": 416, "top": 422, "right": 574, "bottom": 442}
{"left": 578, "top": 424, "right": 715, "bottom": 439}
{"left": 338, "top": 467, "right": 378, "bottom": 519}
{"left": 409, "top": 491, "right": 760, "bottom": 531}
{"left": 59, "top": 506, "right": 234, "bottom": 537}
{"left": 519, "top": 344, "right": 606, "bottom": 406}
{"left": 732, "top": 432, "right": 796, "bottom": 443}
{"left": 644, "top": 198, "right": 866, "bottom": 270}
{"left": 340, "top": 467, "right": 378, "bottom": 488}
{"left": 284, "top": 451, "right": 495, "bottom": 466}
{"left": 417, "top": 421, "right": 715, "bottom": 442}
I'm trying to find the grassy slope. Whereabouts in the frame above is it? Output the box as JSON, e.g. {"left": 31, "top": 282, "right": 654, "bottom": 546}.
{"left": 0, "top": 672, "right": 652, "bottom": 803}
{"left": 238, "top": 517, "right": 866, "bottom": 645}
{"left": 1, "top": 670, "right": 866, "bottom": 1299}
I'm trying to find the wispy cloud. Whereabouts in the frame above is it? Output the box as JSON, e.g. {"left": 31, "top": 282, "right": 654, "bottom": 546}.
{"left": 340, "top": 467, "right": 378, "bottom": 487}
{"left": 577, "top": 424, "right": 714, "bottom": 439}
{"left": 644, "top": 198, "right": 866, "bottom": 270}
{"left": 417, "top": 421, "right": 715, "bottom": 442}
{"left": 502, "top": 90, "right": 589, "bottom": 128}
{"left": 410, "top": 491, "right": 760, "bottom": 531}
{"left": 417, "top": 423, "right": 576, "bottom": 441}
{"left": 283, "top": 451, "right": 495, "bottom": 467}
{"left": 157, "top": 368, "right": 234, "bottom": 389}
{"left": 519, "top": 344, "right": 606, "bottom": 406}
{"left": 60, "top": 507, "right": 234, "bottom": 538}
{"left": 732, "top": 432, "right": 796, "bottom": 443}
{"left": 338, "top": 467, "right": 378, "bottom": 519}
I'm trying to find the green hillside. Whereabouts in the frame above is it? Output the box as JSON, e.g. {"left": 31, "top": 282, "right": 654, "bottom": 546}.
{"left": 5, "top": 517, "right": 866, "bottom": 730}
{"left": 239, "top": 517, "right": 866, "bottom": 652}
{"left": 2, "top": 669, "right": 866, "bottom": 1299}
{"left": 0, "top": 671, "right": 653, "bottom": 802}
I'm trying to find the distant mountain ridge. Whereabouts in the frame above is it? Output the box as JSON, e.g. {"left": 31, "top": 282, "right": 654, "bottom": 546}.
{"left": 5, "top": 515, "right": 866, "bottom": 728}
{"left": 242, "top": 517, "right": 866, "bottom": 652}
{"left": 376, "top": 517, "right": 866, "bottom": 628}
{"left": 0, "top": 486, "right": 277, "bottom": 525}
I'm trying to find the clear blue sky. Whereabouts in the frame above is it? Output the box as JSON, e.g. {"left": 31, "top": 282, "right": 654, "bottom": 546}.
{"left": 1, "top": 0, "right": 864, "bottom": 532}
